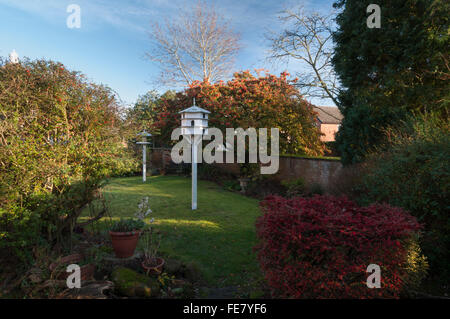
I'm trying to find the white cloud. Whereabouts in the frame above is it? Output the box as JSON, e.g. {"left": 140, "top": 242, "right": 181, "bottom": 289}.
{"left": 0, "top": 0, "right": 167, "bottom": 33}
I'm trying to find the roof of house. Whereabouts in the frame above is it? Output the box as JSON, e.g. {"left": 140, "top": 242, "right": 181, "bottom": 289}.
{"left": 312, "top": 106, "right": 343, "bottom": 124}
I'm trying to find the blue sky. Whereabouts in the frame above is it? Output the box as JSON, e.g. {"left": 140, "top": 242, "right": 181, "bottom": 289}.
{"left": 0, "top": 0, "right": 335, "bottom": 107}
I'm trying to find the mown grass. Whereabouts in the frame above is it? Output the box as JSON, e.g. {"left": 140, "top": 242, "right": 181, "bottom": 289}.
{"left": 80, "top": 175, "right": 263, "bottom": 288}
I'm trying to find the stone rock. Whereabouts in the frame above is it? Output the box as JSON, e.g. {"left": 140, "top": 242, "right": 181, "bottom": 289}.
{"left": 164, "top": 259, "right": 202, "bottom": 282}
{"left": 111, "top": 267, "right": 160, "bottom": 298}
{"left": 164, "top": 259, "right": 183, "bottom": 275}
{"left": 173, "top": 281, "right": 195, "bottom": 298}
{"left": 101, "top": 253, "right": 142, "bottom": 275}
{"left": 61, "top": 281, "right": 114, "bottom": 299}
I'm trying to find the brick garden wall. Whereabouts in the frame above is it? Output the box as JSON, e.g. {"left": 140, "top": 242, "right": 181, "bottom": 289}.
{"left": 150, "top": 148, "right": 343, "bottom": 192}
{"left": 213, "top": 156, "right": 342, "bottom": 192}
{"left": 276, "top": 156, "right": 342, "bottom": 191}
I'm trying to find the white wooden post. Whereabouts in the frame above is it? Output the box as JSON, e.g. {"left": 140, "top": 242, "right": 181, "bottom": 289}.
{"left": 179, "top": 100, "right": 210, "bottom": 211}
{"left": 143, "top": 144, "right": 147, "bottom": 182}
{"left": 136, "top": 131, "right": 152, "bottom": 183}
{"left": 192, "top": 137, "right": 197, "bottom": 210}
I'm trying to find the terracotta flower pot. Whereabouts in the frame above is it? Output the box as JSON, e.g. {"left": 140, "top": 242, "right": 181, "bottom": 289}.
{"left": 109, "top": 230, "right": 141, "bottom": 258}
{"left": 142, "top": 257, "right": 165, "bottom": 275}
{"left": 49, "top": 253, "right": 95, "bottom": 281}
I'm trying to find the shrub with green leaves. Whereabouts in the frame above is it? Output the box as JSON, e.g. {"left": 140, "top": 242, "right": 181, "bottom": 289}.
{"left": 0, "top": 57, "right": 138, "bottom": 261}
{"left": 0, "top": 206, "right": 43, "bottom": 263}
{"left": 332, "top": 0, "right": 449, "bottom": 164}
{"left": 198, "top": 164, "right": 235, "bottom": 182}
{"left": 359, "top": 113, "right": 449, "bottom": 282}
{"left": 281, "top": 178, "right": 305, "bottom": 198}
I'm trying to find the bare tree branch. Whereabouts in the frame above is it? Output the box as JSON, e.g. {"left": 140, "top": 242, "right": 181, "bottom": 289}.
{"left": 267, "top": 7, "right": 340, "bottom": 105}
{"left": 146, "top": 1, "right": 241, "bottom": 87}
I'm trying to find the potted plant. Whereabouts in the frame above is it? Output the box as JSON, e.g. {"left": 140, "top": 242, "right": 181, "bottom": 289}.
{"left": 141, "top": 220, "right": 164, "bottom": 276}
{"left": 109, "top": 219, "right": 145, "bottom": 258}
{"left": 109, "top": 197, "right": 151, "bottom": 258}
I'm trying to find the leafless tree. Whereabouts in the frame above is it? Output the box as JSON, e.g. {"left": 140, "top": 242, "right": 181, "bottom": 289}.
{"left": 146, "top": 1, "right": 241, "bottom": 87}
{"left": 267, "top": 7, "right": 340, "bottom": 106}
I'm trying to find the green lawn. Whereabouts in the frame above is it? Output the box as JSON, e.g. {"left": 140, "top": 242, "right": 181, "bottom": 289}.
{"left": 81, "top": 175, "right": 263, "bottom": 288}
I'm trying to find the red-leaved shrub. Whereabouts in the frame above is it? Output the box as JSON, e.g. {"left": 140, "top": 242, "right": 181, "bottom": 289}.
{"left": 255, "top": 195, "right": 424, "bottom": 298}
